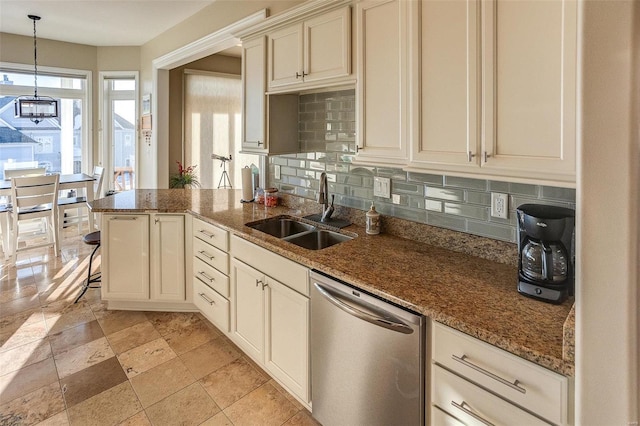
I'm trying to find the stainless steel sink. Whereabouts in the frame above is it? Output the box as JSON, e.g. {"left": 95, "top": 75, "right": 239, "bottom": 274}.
{"left": 284, "top": 229, "right": 353, "bottom": 250}
{"left": 248, "top": 217, "right": 315, "bottom": 238}
{"left": 246, "top": 215, "right": 354, "bottom": 250}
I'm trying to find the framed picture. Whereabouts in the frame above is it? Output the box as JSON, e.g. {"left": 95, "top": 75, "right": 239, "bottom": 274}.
{"left": 142, "top": 94, "right": 151, "bottom": 115}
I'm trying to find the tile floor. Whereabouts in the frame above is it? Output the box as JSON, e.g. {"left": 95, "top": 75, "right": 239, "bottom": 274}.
{"left": 0, "top": 229, "right": 318, "bottom": 426}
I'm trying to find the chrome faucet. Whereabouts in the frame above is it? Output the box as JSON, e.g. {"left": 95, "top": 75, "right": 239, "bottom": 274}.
{"left": 317, "top": 172, "right": 334, "bottom": 222}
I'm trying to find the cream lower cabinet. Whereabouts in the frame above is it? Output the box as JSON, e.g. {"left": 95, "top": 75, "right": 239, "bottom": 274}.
{"left": 431, "top": 322, "right": 571, "bottom": 425}
{"left": 230, "top": 235, "right": 310, "bottom": 405}
{"left": 409, "top": 0, "right": 578, "bottom": 186}
{"left": 102, "top": 213, "right": 186, "bottom": 305}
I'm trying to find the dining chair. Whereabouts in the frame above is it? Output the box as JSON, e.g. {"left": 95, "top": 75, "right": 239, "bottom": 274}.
{"left": 9, "top": 174, "right": 60, "bottom": 264}
{"left": 4, "top": 167, "right": 47, "bottom": 180}
{"left": 58, "top": 166, "right": 105, "bottom": 236}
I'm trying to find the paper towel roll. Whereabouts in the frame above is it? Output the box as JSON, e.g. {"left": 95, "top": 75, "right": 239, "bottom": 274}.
{"left": 241, "top": 167, "right": 254, "bottom": 201}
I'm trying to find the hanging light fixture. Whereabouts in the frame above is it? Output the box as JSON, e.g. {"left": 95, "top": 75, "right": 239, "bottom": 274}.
{"left": 14, "top": 15, "right": 59, "bottom": 124}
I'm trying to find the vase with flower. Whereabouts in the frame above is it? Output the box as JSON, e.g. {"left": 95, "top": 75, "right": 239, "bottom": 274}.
{"left": 170, "top": 161, "right": 200, "bottom": 188}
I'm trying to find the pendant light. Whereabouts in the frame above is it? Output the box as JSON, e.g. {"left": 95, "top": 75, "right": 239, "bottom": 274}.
{"left": 14, "top": 15, "right": 59, "bottom": 124}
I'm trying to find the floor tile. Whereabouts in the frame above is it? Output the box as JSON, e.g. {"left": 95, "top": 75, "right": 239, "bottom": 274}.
{"left": 93, "top": 307, "right": 148, "bottom": 335}
{"left": 282, "top": 410, "right": 320, "bottom": 426}
{"left": 145, "top": 382, "right": 220, "bottom": 426}
{"left": 34, "top": 410, "right": 70, "bottom": 425}
{"left": 54, "top": 336, "right": 114, "bottom": 378}
{"left": 49, "top": 320, "right": 104, "bottom": 356}
{"left": 163, "top": 318, "right": 220, "bottom": 355}
{"left": 180, "top": 336, "right": 242, "bottom": 379}
{"left": 67, "top": 381, "right": 143, "bottom": 426}
{"left": 145, "top": 311, "right": 201, "bottom": 336}
{"left": 0, "top": 337, "right": 52, "bottom": 376}
{"left": 199, "top": 412, "right": 233, "bottom": 426}
{"left": 129, "top": 357, "right": 195, "bottom": 408}
{"left": 117, "top": 411, "right": 151, "bottom": 426}
{"left": 0, "top": 307, "right": 45, "bottom": 336}
{"left": 117, "top": 337, "right": 177, "bottom": 378}
{"left": 200, "top": 357, "right": 269, "bottom": 409}
{"left": 0, "top": 283, "right": 38, "bottom": 303}
{"left": 269, "top": 379, "right": 305, "bottom": 411}
{"left": 0, "top": 356, "right": 58, "bottom": 402}
{"left": 0, "top": 319, "right": 48, "bottom": 352}
{"left": 42, "top": 300, "right": 95, "bottom": 335}
{"left": 0, "top": 293, "right": 41, "bottom": 318}
{"left": 105, "top": 321, "right": 160, "bottom": 355}
{"left": 0, "top": 381, "right": 65, "bottom": 426}
{"left": 223, "top": 382, "right": 299, "bottom": 426}
{"left": 60, "top": 356, "right": 128, "bottom": 408}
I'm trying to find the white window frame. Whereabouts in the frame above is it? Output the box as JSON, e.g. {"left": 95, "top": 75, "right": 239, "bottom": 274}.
{"left": 0, "top": 61, "right": 93, "bottom": 173}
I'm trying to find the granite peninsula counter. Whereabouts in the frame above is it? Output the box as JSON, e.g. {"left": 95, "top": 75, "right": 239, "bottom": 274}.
{"left": 91, "top": 189, "right": 575, "bottom": 376}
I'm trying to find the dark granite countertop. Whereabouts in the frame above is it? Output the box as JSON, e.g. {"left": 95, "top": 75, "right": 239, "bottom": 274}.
{"left": 91, "top": 189, "right": 575, "bottom": 376}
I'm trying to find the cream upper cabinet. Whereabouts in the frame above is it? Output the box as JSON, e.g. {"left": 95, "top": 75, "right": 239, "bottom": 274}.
{"left": 267, "top": 7, "right": 351, "bottom": 91}
{"left": 242, "top": 36, "right": 267, "bottom": 153}
{"left": 481, "top": 0, "right": 577, "bottom": 183}
{"left": 408, "top": 0, "right": 577, "bottom": 186}
{"left": 354, "top": 0, "right": 411, "bottom": 166}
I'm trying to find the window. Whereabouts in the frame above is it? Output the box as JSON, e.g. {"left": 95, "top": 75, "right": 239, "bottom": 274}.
{"left": 0, "top": 67, "right": 90, "bottom": 177}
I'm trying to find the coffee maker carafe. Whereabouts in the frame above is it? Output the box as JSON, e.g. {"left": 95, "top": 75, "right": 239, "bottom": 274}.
{"left": 517, "top": 204, "right": 575, "bottom": 304}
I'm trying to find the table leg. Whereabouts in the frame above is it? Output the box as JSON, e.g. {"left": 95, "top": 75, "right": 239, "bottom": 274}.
{"left": 0, "top": 212, "right": 9, "bottom": 261}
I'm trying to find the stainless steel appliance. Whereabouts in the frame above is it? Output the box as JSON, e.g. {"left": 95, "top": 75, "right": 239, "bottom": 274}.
{"left": 310, "top": 271, "right": 425, "bottom": 425}
{"left": 517, "top": 204, "right": 575, "bottom": 304}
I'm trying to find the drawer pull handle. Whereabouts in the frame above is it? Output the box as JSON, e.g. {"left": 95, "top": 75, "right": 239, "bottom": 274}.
{"left": 452, "top": 354, "right": 526, "bottom": 394}
{"left": 198, "top": 250, "right": 215, "bottom": 261}
{"left": 198, "top": 229, "right": 215, "bottom": 239}
{"left": 198, "top": 271, "right": 215, "bottom": 282}
{"left": 451, "top": 401, "right": 494, "bottom": 426}
{"left": 198, "top": 292, "right": 215, "bottom": 306}
{"left": 110, "top": 216, "right": 137, "bottom": 221}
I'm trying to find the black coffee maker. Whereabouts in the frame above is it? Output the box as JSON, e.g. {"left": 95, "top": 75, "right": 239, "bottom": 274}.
{"left": 517, "top": 204, "right": 575, "bottom": 304}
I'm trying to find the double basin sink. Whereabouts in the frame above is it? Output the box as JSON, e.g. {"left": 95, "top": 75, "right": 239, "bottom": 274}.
{"left": 246, "top": 215, "right": 354, "bottom": 250}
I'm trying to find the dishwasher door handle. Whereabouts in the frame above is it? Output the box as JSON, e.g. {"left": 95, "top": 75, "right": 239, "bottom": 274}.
{"left": 313, "top": 282, "right": 414, "bottom": 334}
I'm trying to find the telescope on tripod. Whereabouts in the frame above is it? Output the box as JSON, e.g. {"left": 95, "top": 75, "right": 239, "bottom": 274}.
{"left": 211, "top": 154, "right": 232, "bottom": 188}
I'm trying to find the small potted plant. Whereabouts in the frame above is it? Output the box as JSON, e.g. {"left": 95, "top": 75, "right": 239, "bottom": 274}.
{"left": 170, "top": 161, "right": 200, "bottom": 188}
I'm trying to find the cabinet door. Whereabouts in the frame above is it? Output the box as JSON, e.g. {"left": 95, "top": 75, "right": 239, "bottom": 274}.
{"left": 303, "top": 7, "right": 351, "bottom": 84}
{"left": 230, "top": 258, "right": 265, "bottom": 362}
{"left": 411, "top": 0, "right": 480, "bottom": 169}
{"left": 264, "top": 278, "right": 310, "bottom": 403}
{"left": 150, "top": 214, "right": 185, "bottom": 301}
{"left": 242, "top": 36, "right": 267, "bottom": 153}
{"left": 268, "top": 23, "right": 303, "bottom": 89}
{"left": 482, "top": 0, "right": 577, "bottom": 182}
{"left": 102, "top": 214, "right": 149, "bottom": 300}
{"left": 355, "top": 0, "right": 409, "bottom": 166}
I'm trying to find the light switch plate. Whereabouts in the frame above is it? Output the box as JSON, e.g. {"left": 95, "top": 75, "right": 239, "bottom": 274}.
{"left": 274, "top": 165, "right": 281, "bottom": 180}
{"left": 373, "top": 177, "right": 391, "bottom": 198}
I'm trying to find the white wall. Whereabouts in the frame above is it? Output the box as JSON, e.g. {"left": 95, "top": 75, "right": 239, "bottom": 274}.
{"left": 577, "top": 0, "right": 639, "bottom": 423}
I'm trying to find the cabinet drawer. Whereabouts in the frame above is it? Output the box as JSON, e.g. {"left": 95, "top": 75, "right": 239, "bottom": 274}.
{"left": 432, "top": 365, "right": 548, "bottom": 426}
{"left": 193, "top": 218, "right": 229, "bottom": 252}
{"left": 194, "top": 279, "right": 229, "bottom": 333}
{"left": 193, "top": 257, "right": 230, "bottom": 298}
{"left": 194, "top": 237, "right": 229, "bottom": 275}
{"left": 433, "top": 323, "right": 567, "bottom": 425}
{"left": 231, "top": 235, "right": 309, "bottom": 296}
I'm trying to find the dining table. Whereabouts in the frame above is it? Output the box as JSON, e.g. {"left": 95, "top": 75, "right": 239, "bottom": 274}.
{"left": 0, "top": 173, "right": 96, "bottom": 260}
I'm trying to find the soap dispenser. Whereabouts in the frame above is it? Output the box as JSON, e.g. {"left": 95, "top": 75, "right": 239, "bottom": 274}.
{"left": 366, "top": 202, "right": 380, "bottom": 235}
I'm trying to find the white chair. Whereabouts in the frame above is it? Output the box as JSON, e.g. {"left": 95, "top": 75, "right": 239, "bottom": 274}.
{"left": 10, "top": 174, "right": 60, "bottom": 264}
{"left": 4, "top": 167, "right": 47, "bottom": 180}
{"left": 58, "top": 166, "right": 105, "bottom": 236}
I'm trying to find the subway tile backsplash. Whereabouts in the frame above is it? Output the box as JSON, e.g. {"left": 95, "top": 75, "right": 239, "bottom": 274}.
{"left": 268, "top": 89, "right": 576, "bottom": 243}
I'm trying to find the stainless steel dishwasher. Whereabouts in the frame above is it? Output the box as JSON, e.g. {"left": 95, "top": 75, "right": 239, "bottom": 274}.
{"left": 310, "top": 270, "right": 425, "bottom": 426}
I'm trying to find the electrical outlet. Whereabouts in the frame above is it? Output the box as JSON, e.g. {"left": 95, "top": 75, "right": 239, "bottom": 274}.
{"left": 274, "top": 165, "right": 281, "bottom": 180}
{"left": 373, "top": 177, "right": 391, "bottom": 198}
{"left": 491, "top": 193, "right": 509, "bottom": 219}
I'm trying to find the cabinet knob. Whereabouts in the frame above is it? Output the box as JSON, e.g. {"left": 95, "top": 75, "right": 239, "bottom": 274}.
{"left": 257, "top": 141, "right": 263, "bottom": 146}
{"left": 483, "top": 151, "right": 491, "bottom": 163}
{"left": 154, "top": 218, "right": 159, "bottom": 224}
{"left": 256, "top": 279, "right": 263, "bottom": 287}
{"left": 468, "top": 151, "right": 476, "bottom": 163}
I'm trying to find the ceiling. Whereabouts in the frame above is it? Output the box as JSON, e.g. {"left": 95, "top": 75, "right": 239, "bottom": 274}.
{"left": 0, "top": 0, "right": 218, "bottom": 47}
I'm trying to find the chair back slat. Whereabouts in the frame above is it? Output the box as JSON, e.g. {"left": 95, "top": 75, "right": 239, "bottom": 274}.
{"left": 93, "top": 166, "right": 105, "bottom": 198}
{"left": 4, "top": 167, "right": 47, "bottom": 179}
